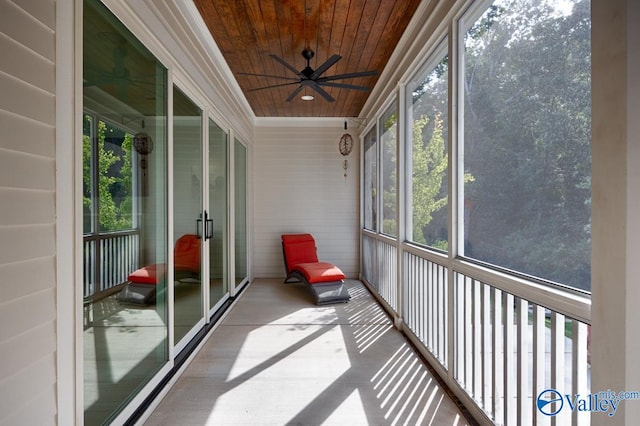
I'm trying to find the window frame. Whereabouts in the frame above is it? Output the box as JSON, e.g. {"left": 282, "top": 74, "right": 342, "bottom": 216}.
{"left": 455, "top": 0, "right": 592, "bottom": 295}
{"left": 404, "top": 37, "right": 450, "bottom": 252}
{"left": 379, "top": 99, "right": 399, "bottom": 238}
{"left": 82, "top": 109, "right": 141, "bottom": 237}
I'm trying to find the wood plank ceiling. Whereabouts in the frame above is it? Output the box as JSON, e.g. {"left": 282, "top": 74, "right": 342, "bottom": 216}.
{"left": 193, "top": 0, "right": 422, "bottom": 117}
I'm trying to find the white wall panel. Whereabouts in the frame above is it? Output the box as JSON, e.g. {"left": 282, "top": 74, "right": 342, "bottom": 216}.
{"left": 0, "top": 0, "right": 55, "bottom": 61}
{"left": 0, "top": 257, "right": 56, "bottom": 303}
{"left": 0, "top": 36, "right": 54, "bottom": 93}
{"left": 0, "top": 110, "right": 55, "bottom": 157}
{"left": 253, "top": 120, "right": 360, "bottom": 278}
{"left": 0, "top": 353, "right": 57, "bottom": 424}
{"left": 0, "top": 0, "right": 57, "bottom": 424}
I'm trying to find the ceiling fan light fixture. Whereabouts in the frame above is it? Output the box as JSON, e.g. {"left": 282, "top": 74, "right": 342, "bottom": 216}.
{"left": 301, "top": 94, "right": 314, "bottom": 101}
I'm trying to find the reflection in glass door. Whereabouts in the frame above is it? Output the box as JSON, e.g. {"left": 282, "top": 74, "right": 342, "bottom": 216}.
{"left": 83, "top": 0, "right": 168, "bottom": 423}
{"left": 173, "top": 87, "right": 204, "bottom": 348}
{"left": 234, "top": 139, "right": 248, "bottom": 285}
{"left": 208, "top": 120, "right": 228, "bottom": 310}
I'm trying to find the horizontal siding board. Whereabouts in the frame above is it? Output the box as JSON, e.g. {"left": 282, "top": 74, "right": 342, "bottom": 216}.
{"left": 0, "top": 353, "right": 57, "bottom": 424}
{"left": 0, "top": 0, "right": 55, "bottom": 61}
{"left": 0, "top": 257, "right": 55, "bottom": 303}
{"left": 11, "top": 0, "right": 56, "bottom": 29}
{"left": 0, "top": 287, "right": 56, "bottom": 342}
{"left": 0, "top": 321, "right": 56, "bottom": 383}
{"left": 0, "top": 148, "right": 55, "bottom": 190}
{"left": 0, "top": 72, "right": 55, "bottom": 125}
{"left": 0, "top": 224, "right": 55, "bottom": 265}
{"left": 254, "top": 122, "right": 360, "bottom": 279}
{"left": 2, "top": 390, "right": 57, "bottom": 426}
{"left": 0, "top": 1, "right": 58, "bottom": 425}
{"left": 0, "top": 188, "right": 55, "bottom": 226}
{"left": 0, "top": 33, "right": 55, "bottom": 92}
{"left": 0, "top": 110, "right": 54, "bottom": 157}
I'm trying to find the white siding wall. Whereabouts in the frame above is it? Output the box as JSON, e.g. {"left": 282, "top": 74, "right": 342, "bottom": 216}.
{"left": 0, "top": 0, "right": 58, "bottom": 424}
{"left": 253, "top": 119, "right": 360, "bottom": 279}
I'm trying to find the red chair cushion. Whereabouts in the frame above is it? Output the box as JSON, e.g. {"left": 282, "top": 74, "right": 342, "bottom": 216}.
{"left": 174, "top": 234, "right": 201, "bottom": 272}
{"left": 281, "top": 234, "right": 319, "bottom": 273}
{"left": 293, "top": 262, "right": 346, "bottom": 284}
{"left": 127, "top": 234, "right": 201, "bottom": 285}
{"left": 127, "top": 264, "right": 166, "bottom": 285}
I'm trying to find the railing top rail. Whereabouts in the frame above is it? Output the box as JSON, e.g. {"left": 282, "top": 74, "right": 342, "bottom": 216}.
{"left": 362, "top": 228, "right": 591, "bottom": 324}
{"left": 453, "top": 258, "right": 591, "bottom": 324}
{"left": 83, "top": 229, "right": 140, "bottom": 240}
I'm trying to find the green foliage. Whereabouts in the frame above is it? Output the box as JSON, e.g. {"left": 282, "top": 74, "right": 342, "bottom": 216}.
{"left": 83, "top": 116, "right": 134, "bottom": 233}
{"left": 381, "top": 110, "right": 398, "bottom": 236}
{"left": 411, "top": 113, "right": 448, "bottom": 245}
{"left": 462, "top": 0, "right": 591, "bottom": 290}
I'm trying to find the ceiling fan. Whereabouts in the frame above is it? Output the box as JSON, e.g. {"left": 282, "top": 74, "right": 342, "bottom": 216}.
{"left": 239, "top": 48, "right": 378, "bottom": 102}
{"left": 84, "top": 39, "right": 156, "bottom": 99}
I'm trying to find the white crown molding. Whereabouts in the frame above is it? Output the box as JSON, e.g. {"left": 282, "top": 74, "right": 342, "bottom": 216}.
{"left": 254, "top": 116, "right": 354, "bottom": 128}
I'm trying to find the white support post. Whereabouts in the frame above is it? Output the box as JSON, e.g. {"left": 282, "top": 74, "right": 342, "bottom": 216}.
{"left": 591, "top": 0, "right": 640, "bottom": 424}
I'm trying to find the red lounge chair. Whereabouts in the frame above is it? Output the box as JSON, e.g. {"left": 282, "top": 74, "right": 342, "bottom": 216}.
{"left": 117, "top": 234, "right": 201, "bottom": 304}
{"left": 281, "top": 233, "right": 350, "bottom": 305}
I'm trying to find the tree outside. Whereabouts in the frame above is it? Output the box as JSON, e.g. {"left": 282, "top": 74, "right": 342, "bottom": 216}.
{"left": 83, "top": 114, "right": 135, "bottom": 234}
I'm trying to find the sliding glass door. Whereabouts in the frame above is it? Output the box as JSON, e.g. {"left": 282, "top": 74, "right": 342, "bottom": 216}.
{"left": 172, "top": 87, "right": 205, "bottom": 349}
{"left": 82, "top": 1, "right": 241, "bottom": 422}
{"left": 234, "top": 139, "right": 248, "bottom": 286}
{"left": 208, "top": 120, "right": 228, "bottom": 311}
{"left": 83, "top": 0, "right": 168, "bottom": 423}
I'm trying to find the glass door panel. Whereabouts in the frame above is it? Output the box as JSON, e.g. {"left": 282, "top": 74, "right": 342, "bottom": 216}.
{"left": 208, "top": 120, "right": 228, "bottom": 309}
{"left": 173, "top": 87, "right": 204, "bottom": 347}
{"left": 234, "top": 139, "right": 248, "bottom": 285}
{"left": 83, "top": 0, "right": 168, "bottom": 423}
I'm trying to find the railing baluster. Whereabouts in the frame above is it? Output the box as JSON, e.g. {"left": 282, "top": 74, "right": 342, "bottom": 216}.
{"left": 503, "top": 293, "right": 515, "bottom": 425}
{"left": 473, "top": 279, "right": 482, "bottom": 400}
{"left": 516, "top": 298, "right": 529, "bottom": 426}
{"left": 465, "top": 275, "right": 473, "bottom": 392}
{"left": 493, "top": 288, "right": 503, "bottom": 424}
{"left": 533, "top": 305, "right": 548, "bottom": 425}
{"left": 572, "top": 321, "right": 589, "bottom": 426}
{"left": 439, "top": 264, "right": 446, "bottom": 363}
{"left": 551, "top": 311, "right": 567, "bottom": 426}
{"left": 483, "top": 283, "right": 492, "bottom": 409}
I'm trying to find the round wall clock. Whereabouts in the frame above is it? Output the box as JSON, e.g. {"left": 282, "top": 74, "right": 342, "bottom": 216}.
{"left": 133, "top": 132, "right": 154, "bottom": 155}
{"left": 339, "top": 133, "right": 353, "bottom": 156}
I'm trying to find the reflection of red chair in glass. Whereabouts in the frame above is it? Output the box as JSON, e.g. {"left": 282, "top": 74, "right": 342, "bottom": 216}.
{"left": 281, "top": 234, "right": 350, "bottom": 305}
{"left": 118, "top": 234, "right": 201, "bottom": 304}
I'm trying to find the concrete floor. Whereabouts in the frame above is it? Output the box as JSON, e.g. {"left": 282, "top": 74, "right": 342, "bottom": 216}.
{"left": 144, "top": 279, "right": 473, "bottom": 426}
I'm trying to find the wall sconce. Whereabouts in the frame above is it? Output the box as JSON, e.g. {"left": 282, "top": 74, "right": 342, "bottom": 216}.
{"left": 339, "top": 121, "right": 353, "bottom": 178}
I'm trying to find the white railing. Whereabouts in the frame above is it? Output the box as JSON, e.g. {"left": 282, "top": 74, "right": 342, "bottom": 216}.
{"left": 404, "top": 248, "right": 448, "bottom": 367}
{"left": 453, "top": 272, "right": 590, "bottom": 425}
{"left": 362, "top": 233, "right": 398, "bottom": 311}
{"left": 361, "top": 231, "right": 591, "bottom": 425}
{"left": 83, "top": 231, "right": 140, "bottom": 298}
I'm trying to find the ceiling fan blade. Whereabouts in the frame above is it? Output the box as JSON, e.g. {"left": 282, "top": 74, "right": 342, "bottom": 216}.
{"left": 316, "top": 81, "right": 371, "bottom": 91}
{"left": 246, "top": 81, "right": 301, "bottom": 92}
{"left": 237, "top": 72, "right": 299, "bottom": 81}
{"left": 269, "top": 54, "right": 303, "bottom": 77}
{"left": 285, "top": 85, "right": 304, "bottom": 102}
{"left": 310, "top": 54, "right": 341, "bottom": 79}
{"left": 309, "top": 82, "right": 335, "bottom": 102}
{"left": 317, "top": 70, "right": 378, "bottom": 81}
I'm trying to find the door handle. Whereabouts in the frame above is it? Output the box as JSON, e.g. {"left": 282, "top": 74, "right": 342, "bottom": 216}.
{"left": 204, "top": 210, "right": 213, "bottom": 241}
{"left": 196, "top": 215, "right": 203, "bottom": 239}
